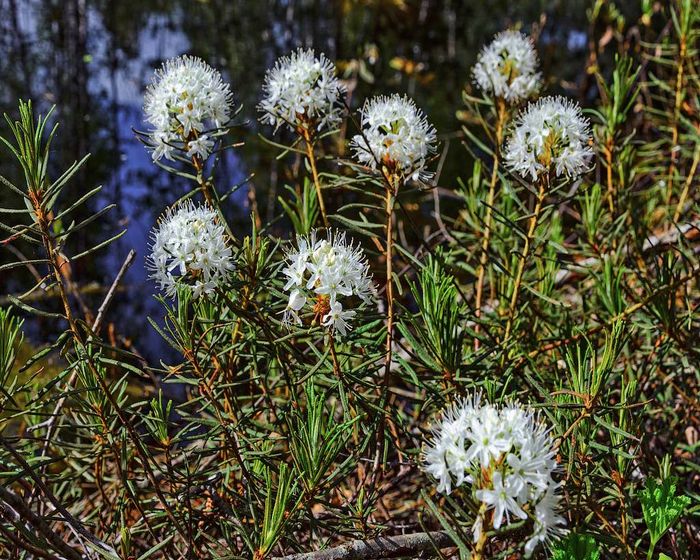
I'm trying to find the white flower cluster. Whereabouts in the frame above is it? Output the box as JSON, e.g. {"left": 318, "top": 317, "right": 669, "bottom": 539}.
{"left": 473, "top": 31, "right": 542, "bottom": 103}
{"left": 148, "top": 202, "right": 233, "bottom": 299}
{"left": 351, "top": 94, "right": 437, "bottom": 183}
{"left": 258, "top": 48, "right": 346, "bottom": 133}
{"left": 282, "top": 230, "right": 373, "bottom": 337}
{"left": 424, "top": 394, "right": 566, "bottom": 557}
{"left": 144, "top": 55, "right": 234, "bottom": 162}
{"left": 504, "top": 96, "right": 593, "bottom": 181}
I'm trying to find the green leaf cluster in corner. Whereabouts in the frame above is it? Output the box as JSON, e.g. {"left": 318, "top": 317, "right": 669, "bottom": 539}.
{"left": 640, "top": 476, "right": 691, "bottom": 557}
{"left": 551, "top": 533, "right": 601, "bottom": 560}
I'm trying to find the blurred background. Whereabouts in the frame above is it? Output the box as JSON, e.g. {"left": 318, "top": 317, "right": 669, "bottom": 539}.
{"left": 0, "top": 0, "right": 644, "bottom": 361}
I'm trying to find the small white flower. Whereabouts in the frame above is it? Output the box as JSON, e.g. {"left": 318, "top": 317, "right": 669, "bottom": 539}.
{"left": 524, "top": 485, "right": 568, "bottom": 557}
{"left": 424, "top": 438, "right": 453, "bottom": 494}
{"left": 423, "top": 394, "right": 566, "bottom": 556}
{"left": 465, "top": 405, "right": 513, "bottom": 465}
{"left": 148, "top": 201, "right": 233, "bottom": 298}
{"left": 259, "top": 48, "right": 346, "bottom": 133}
{"left": 473, "top": 30, "right": 542, "bottom": 103}
{"left": 321, "top": 301, "right": 356, "bottom": 337}
{"left": 504, "top": 96, "right": 593, "bottom": 181}
{"left": 423, "top": 395, "right": 481, "bottom": 494}
{"left": 507, "top": 450, "right": 550, "bottom": 502}
{"left": 475, "top": 471, "right": 527, "bottom": 530}
{"left": 351, "top": 94, "right": 437, "bottom": 183}
{"left": 144, "top": 55, "right": 234, "bottom": 162}
{"left": 281, "top": 230, "right": 373, "bottom": 338}
{"left": 151, "top": 131, "right": 175, "bottom": 161}
{"left": 283, "top": 288, "right": 307, "bottom": 326}
{"left": 186, "top": 135, "right": 214, "bottom": 159}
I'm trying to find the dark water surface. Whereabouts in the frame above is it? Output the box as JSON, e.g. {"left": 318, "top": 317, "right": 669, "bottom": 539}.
{"left": 0, "top": 0, "right": 621, "bottom": 361}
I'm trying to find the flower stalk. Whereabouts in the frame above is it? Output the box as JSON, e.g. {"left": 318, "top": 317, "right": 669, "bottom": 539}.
{"left": 604, "top": 136, "right": 615, "bottom": 216}
{"left": 191, "top": 148, "right": 214, "bottom": 207}
{"left": 328, "top": 332, "right": 342, "bottom": 377}
{"left": 472, "top": 503, "right": 489, "bottom": 560}
{"left": 502, "top": 174, "right": 548, "bottom": 349}
{"left": 301, "top": 127, "right": 329, "bottom": 227}
{"left": 666, "top": 10, "right": 689, "bottom": 204}
{"left": 474, "top": 97, "right": 507, "bottom": 348}
{"left": 383, "top": 179, "right": 397, "bottom": 381}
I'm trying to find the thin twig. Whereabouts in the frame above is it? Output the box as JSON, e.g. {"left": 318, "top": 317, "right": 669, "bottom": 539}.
{"left": 673, "top": 143, "right": 699, "bottom": 223}
{"left": 93, "top": 249, "right": 136, "bottom": 335}
{"left": 0, "top": 437, "right": 117, "bottom": 557}
{"left": 0, "top": 513, "right": 63, "bottom": 560}
{"left": 501, "top": 175, "right": 548, "bottom": 353}
{"left": 0, "top": 487, "right": 85, "bottom": 560}
{"left": 374, "top": 178, "right": 397, "bottom": 480}
{"left": 30, "top": 249, "right": 136, "bottom": 440}
{"left": 302, "top": 128, "right": 329, "bottom": 227}
{"left": 474, "top": 97, "right": 507, "bottom": 350}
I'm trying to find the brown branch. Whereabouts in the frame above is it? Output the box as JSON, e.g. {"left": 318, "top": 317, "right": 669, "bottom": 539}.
{"left": 0, "top": 487, "right": 84, "bottom": 560}
{"left": 474, "top": 97, "right": 507, "bottom": 350}
{"left": 373, "top": 177, "right": 399, "bottom": 482}
{"left": 0, "top": 436, "right": 116, "bottom": 556}
{"left": 302, "top": 128, "right": 329, "bottom": 227}
{"left": 272, "top": 531, "right": 453, "bottom": 560}
{"left": 29, "top": 249, "right": 136, "bottom": 441}
{"left": 501, "top": 175, "right": 548, "bottom": 352}
{"left": 35, "top": 201, "right": 187, "bottom": 541}
{"left": 674, "top": 144, "right": 700, "bottom": 223}
{"left": 0, "top": 513, "right": 63, "bottom": 560}
{"left": 93, "top": 249, "right": 136, "bottom": 335}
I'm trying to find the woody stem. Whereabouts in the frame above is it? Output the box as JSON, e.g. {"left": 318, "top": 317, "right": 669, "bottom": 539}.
{"left": 502, "top": 174, "right": 548, "bottom": 354}
{"left": 191, "top": 148, "right": 214, "bottom": 207}
{"left": 302, "top": 129, "right": 329, "bottom": 227}
{"left": 328, "top": 333, "right": 342, "bottom": 377}
{"left": 474, "top": 97, "right": 507, "bottom": 350}
{"left": 472, "top": 503, "right": 489, "bottom": 560}
{"left": 383, "top": 181, "right": 395, "bottom": 385}
{"left": 372, "top": 177, "right": 398, "bottom": 478}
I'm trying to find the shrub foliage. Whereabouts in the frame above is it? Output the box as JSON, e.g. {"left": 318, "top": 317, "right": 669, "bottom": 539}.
{"left": 0, "top": 1, "right": 698, "bottom": 559}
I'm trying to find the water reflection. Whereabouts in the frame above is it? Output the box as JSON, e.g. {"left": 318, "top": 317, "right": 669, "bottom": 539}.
{"left": 0, "top": 0, "right": 619, "bottom": 361}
